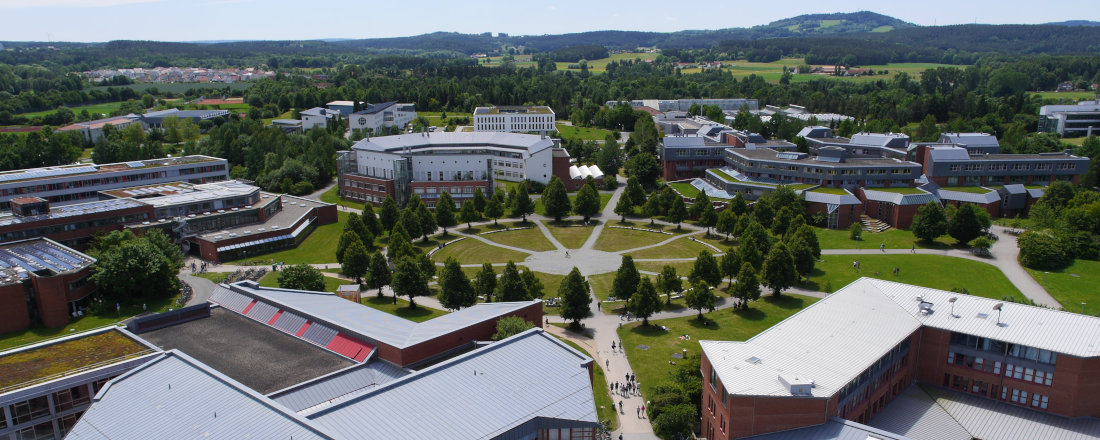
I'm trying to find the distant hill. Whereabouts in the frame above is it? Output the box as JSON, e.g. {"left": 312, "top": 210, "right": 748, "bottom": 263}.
{"left": 1045, "top": 20, "right": 1100, "bottom": 27}
{"left": 758, "top": 11, "right": 916, "bottom": 35}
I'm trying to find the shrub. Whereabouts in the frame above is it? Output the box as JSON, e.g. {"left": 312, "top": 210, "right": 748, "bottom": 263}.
{"left": 1018, "top": 230, "right": 1071, "bottom": 270}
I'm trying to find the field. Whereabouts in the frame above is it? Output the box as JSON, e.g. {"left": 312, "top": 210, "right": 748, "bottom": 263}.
{"left": 418, "top": 111, "right": 473, "bottom": 128}
{"left": 625, "top": 237, "right": 713, "bottom": 259}
{"left": 618, "top": 294, "right": 818, "bottom": 398}
{"left": 481, "top": 227, "right": 557, "bottom": 252}
{"left": 815, "top": 227, "right": 952, "bottom": 250}
{"left": 593, "top": 228, "right": 675, "bottom": 252}
{"left": 1026, "top": 259, "right": 1100, "bottom": 316}
{"left": 1029, "top": 91, "right": 1098, "bottom": 102}
{"left": 805, "top": 254, "right": 1022, "bottom": 299}
{"left": 319, "top": 186, "right": 366, "bottom": 211}
{"left": 431, "top": 237, "right": 530, "bottom": 264}
{"left": 228, "top": 211, "right": 350, "bottom": 265}
{"left": 257, "top": 271, "right": 349, "bottom": 292}
{"left": 16, "top": 101, "right": 126, "bottom": 118}
{"left": 555, "top": 123, "right": 614, "bottom": 141}
{"left": 546, "top": 223, "right": 596, "bottom": 249}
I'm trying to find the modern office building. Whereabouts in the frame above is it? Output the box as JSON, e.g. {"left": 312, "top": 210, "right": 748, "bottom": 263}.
{"left": 337, "top": 132, "right": 556, "bottom": 207}
{"left": 0, "top": 238, "right": 97, "bottom": 333}
{"left": 1038, "top": 99, "right": 1100, "bottom": 136}
{"left": 473, "top": 106, "right": 556, "bottom": 134}
{"left": 140, "top": 109, "right": 230, "bottom": 128}
{"left": 325, "top": 100, "right": 363, "bottom": 116}
{"left": 0, "top": 155, "right": 229, "bottom": 211}
{"left": 713, "top": 148, "right": 922, "bottom": 191}
{"left": 799, "top": 127, "right": 910, "bottom": 159}
{"left": 753, "top": 105, "right": 853, "bottom": 124}
{"left": 300, "top": 107, "right": 339, "bottom": 131}
{"left": 661, "top": 134, "right": 731, "bottom": 181}
{"left": 914, "top": 145, "right": 1089, "bottom": 187}
{"left": 938, "top": 133, "right": 1001, "bottom": 154}
{"left": 700, "top": 278, "right": 1100, "bottom": 440}
{"left": 347, "top": 102, "right": 416, "bottom": 134}
{"left": 608, "top": 98, "right": 759, "bottom": 112}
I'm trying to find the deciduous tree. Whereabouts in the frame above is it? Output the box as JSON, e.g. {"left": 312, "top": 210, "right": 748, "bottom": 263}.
{"left": 435, "top": 192, "right": 457, "bottom": 236}
{"left": 512, "top": 184, "right": 535, "bottom": 222}
{"left": 492, "top": 316, "right": 534, "bottom": 340}
{"left": 341, "top": 240, "right": 370, "bottom": 282}
{"left": 656, "top": 265, "right": 682, "bottom": 305}
{"left": 761, "top": 242, "right": 797, "bottom": 296}
{"left": 684, "top": 281, "right": 716, "bottom": 320}
{"left": 367, "top": 251, "right": 390, "bottom": 296}
{"left": 689, "top": 250, "right": 722, "bottom": 288}
{"left": 912, "top": 202, "right": 948, "bottom": 242}
{"left": 730, "top": 265, "right": 761, "bottom": 309}
{"left": 559, "top": 267, "right": 592, "bottom": 327}
{"left": 278, "top": 264, "right": 325, "bottom": 291}
{"left": 628, "top": 278, "right": 662, "bottom": 325}
{"left": 392, "top": 257, "right": 430, "bottom": 308}
{"left": 380, "top": 195, "right": 399, "bottom": 232}
{"left": 574, "top": 182, "right": 601, "bottom": 222}
{"left": 668, "top": 197, "right": 688, "bottom": 229}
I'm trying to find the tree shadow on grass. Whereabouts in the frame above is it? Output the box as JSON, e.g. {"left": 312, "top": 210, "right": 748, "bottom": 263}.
{"left": 688, "top": 317, "right": 721, "bottom": 330}
{"left": 764, "top": 295, "right": 806, "bottom": 310}
{"left": 628, "top": 323, "right": 669, "bottom": 337}
{"left": 732, "top": 307, "right": 766, "bottom": 321}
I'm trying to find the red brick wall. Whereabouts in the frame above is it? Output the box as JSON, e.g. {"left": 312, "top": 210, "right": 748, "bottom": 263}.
{"left": 193, "top": 205, "right": 337, "bottom": 262}
{"left": 341, "top": 174, "right": 395, "bottom": 205}
{"left": 31, "top": 275, "right": 71, "bottom": 328}
{"left": 383, "top": 301, "right": 543, "bottom": 366}
{"left": 1060, "top": 356, "right": 1100, "bottom": 417}
{"left": 805, "top": 202, "right": 862, "bottom": 229}
{"left": 0, "top": 205, "right": 154, "bottom": 251}
{"left": 0, "top": 283, "right": 30, "bottom": 334}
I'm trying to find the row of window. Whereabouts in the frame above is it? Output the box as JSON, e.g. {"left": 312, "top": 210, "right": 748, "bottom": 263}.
{"left": 726, "top": 155, "right": 917, "bottom": 176}
{"left": 949, "top": 332, "right": 1058, "bottom": 365}
{"left": 412, "top": 186, "right": 481, "bottom": 195}
{"left": 947, "top": 162, "right": 1077, "bottom": 172}
{"left": 947, "top": 351, "right": 1054, "bottom": 386}
{"left": 0, "top": 213, "right": 150, "bottom": 242}
{"left": 947, "top": 373, "right": 1050, "bottom": 410}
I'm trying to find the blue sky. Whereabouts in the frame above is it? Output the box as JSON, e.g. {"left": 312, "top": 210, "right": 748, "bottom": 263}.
{"left": 0, "top": 0, "right": 1096, "bottom": 42}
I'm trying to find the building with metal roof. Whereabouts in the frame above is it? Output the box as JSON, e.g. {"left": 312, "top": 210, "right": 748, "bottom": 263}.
{"left": 347, "top": 101, "right": 416, "bottom": 135}
{"left": 1038, "top": 98, "right": 1100, "bottom": 136}
{"left": 209, "top": 280, "right": 543, "bottom": 367}
{"left": 55, "top": 114, "right": 142, "bottom": 143}
{"left": 741, "top": 417, "right": 913, "bottom": 440}
{"left": 914, "top": 144, "right": 1088, "bottom": 188}
{"left": 938, "top": 133, "right": 1000, "bottom": 154}
{"left": 140, "top": 108, "right": 231, "bottom": 128}
{"left": 0, "top": 238, "right": 98, "bottom": 332}
{"left": 700, "top": 278, "right": 1100, "bottom": 439}
{"left": 474, "top": 105, "right": 556, "bottom": 134}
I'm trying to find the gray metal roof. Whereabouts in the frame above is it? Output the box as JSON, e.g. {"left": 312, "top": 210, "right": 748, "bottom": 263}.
{"left": 305, "top": 328, "right": 597, "bottom": 439}
{"left": 662, "top": 135, "right": 706, "bottom": 148}
{"left": 66, "top": 350, "right": 335, "bottom": 440}
{"left": 351, "top": 132, "right": 555, "bottom": 157}
{"left": 743, "top": 417, "right": 915, "bottom": 440}
{"left": 850, "top": 132, "right": 909, "bottom": 147}
{"left": 861, "top": 189, "right": 939, "bottom": 206}
{"left": 803, "top": 189, "right": 862, "bottom": 205}
{"left": 269, "top": 361, "right": 409, "bottom": 412}
{"left": 224, "top": 281, "right": 540, "bottom": 349}
{"left": 939, "top": 132, "right": 1000, "bottom": 148}
{"left": 934, "top": 188, "right": 1001, "bottom": 204}
{"left": 869, "top": 383, "right": 1100, "bottom": 440}
{"left": 927, "top": 146, "right": 972, "bottom": 161}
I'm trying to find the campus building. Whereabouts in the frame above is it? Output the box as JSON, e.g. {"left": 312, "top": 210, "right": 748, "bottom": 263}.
{"left": 347, "top": 102, "right": 416, "bottom": 134}
{"left": 337, "top": 132, "right": 556, "bottom": 207}
{"left": 799, "top": 126, "right": 910, "bottom": 159}
{"left": 551, "top": 149, "right": 605, "bottom": 191}
{"left": 607, "top": 98, "right": 759, "bottom": 112}
{"left": 699, "top": 278, "right": 1100, "bottom": 440}
{"left": 300, "top": 107, "right": 339, "bottom": 131}
{"left": 0, "top": 238, "right": 97, "bottom": 333}
{"left": 1038, "top": 98, "right": 1100, "bottom": 136}
{"left": 914, "top": 145, "right": 1089, "bottom": 187}
{"left": 473, "top": 106, "right": 556, "bottom": 134}
{"left": 139, "top": 108, "right": 231, "bottom": 128}
{"left": 0, "top": 155, "right": 229, "bottom": 211}
{"left": 661, "top": 134, "right": 731, "bottom": 181}
{"left": 55, "top": 115, "right": 142, "bottom": 144}
{"left": 713, "top": 148, "right": 922, "bottom": 191}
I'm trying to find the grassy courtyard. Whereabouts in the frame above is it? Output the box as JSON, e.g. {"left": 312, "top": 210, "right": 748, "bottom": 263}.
{"left": 545, "top": 223, "right": 596, "bottom": 249}
{"left": 805, "top": 254, "right": 1021, "bottom": 299}
{"left": 593, "top": 228, "right": 677, "bottom": 252}
{"left": 482, "top": 227, "right": 557, "bottom": 252}
{"left": 815, "top": 227, "right": 952, "bottom": 250}
{"left": 431, "top": 238, "right": 530, "bottom": 264}
{"left": 359, "top": 296, "right": 448, "bottom": 322}
{"left": 555, "top": 123, "right": 615, "bottom": 141}
{"left": 624, "top": 236, "right": 714, "bottom": 259}
{"left": 617, "top": 294, "right": 818, "bottom": 397}
{"left": 319, "top": 186, "right": 366, "bottom": 211}
{"left": 1026, "top": 259, "right": 1100, "bottom": 316}
{"left": 257, "top": 271, "right": 349, "bottom": 292}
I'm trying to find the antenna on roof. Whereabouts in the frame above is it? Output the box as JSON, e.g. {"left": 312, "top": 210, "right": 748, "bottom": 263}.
{"left": 949, "top": 297, "right": 957, "bottom": 318}
{"left": 993, "top": 303, "right": 1004, "bottom": 326}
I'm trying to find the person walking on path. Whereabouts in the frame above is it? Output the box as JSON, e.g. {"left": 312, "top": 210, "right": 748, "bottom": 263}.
{"left": 880, "top": 243, "right": 886, "bottom": 252}
{"left": 911, "top": 243, "right": 916, "bottom": 253}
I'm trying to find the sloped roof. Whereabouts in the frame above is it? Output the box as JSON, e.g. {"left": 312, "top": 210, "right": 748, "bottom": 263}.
{"left": 351, "top": 132, "right": 555, "bottom": 156}
{"left": 268, "top": 361, "right": 409, "bottom": 413}
{"left": 305, "top": 328, "right": 597, "bottom": 439}
{"left": 354, "top": 101, "right": 396, "bottom": 115}
{"left": 939, "top": 133, "right": 999, "bottom": 148}
{"left": 934, "top": 188, "right": 1001, "bottom": 204}
{"left": 861, "top": 189, "right": 938, "bottom": 206}
{"left": 66, "top": 350, "right": 335, "bottom": 440}
{"left": 803, "top": 189, "right": 862, "bottom": 205}
{"left": 927, "top": 146, "right": 972, "bottom": 162}
{"left": 744, "top": 417, "right": 915, "bottom": 440}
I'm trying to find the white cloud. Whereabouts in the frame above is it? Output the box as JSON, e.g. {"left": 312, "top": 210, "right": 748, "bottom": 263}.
{"left": 0, "top": 0, "right": 163, "bottom": 8}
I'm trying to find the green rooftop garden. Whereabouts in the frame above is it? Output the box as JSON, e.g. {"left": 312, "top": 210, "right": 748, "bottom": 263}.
{"left": 864, "top": 187, "right": 926, "bottom": 194}
{"left": 0, "top": 330, "right": 153, "bottom": 391}
{"left": 808, "top": 187, "right": 850, "bottom": 195}
{"left": 940, "top": 186, "right": 994, "bottom": 194}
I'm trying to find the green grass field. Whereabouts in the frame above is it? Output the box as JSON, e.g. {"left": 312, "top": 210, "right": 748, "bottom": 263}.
{"left": 0, "top": 290, "right": 180, "bottom": 351}
{"left": 545, "top": 223, "right": 595, "bottom": 249}
{"left": 1029, "top": 91, "right": 1098, "bottom": 102}
{"left": 815, "top": 227, "right": 952, "bottom": 250}
{"left": 618, "top": 294, "right": 818, "bottom": 398}
{"left": 482, "top": 227, "right": 557, "bottom": 252}
{"left": 319, "top": 186, "right": 366, "bottom": 212}
{"left": 593, "top": 228, "right": 675, "bottom": 252}
{"left": 431, "top": 237, "right": 530, "bottom": 264}
{"left": 228, "top": 211, "right": 350, "bottom": 265}
{"left": 258, "top": 271, "right": 348, "bottom": 292}
{"left": 635, "top": 260, "right": 696, "bottom": 276}
{"left": 588, "top": 272, "right": 662, "bottom": 313}
{"left": 1026, "top": 259, "right": 1100, "bottom": 316}
{"left": 624, "top": 236, "right": 713, "bottom": 259}
{"left": 865, "top": 187, "right": 927, "bottom": 194}
{"left": 418, "top": 111, "right": 473, "bottom": 128}
{"left": 17, "top": 101, "right": 127, "bottom": 118}
{"left": 806, "top": 254, "right": 1021, "bottom": 299}
{"left": 555, "top": 123, "right": 614, "bottom": 141}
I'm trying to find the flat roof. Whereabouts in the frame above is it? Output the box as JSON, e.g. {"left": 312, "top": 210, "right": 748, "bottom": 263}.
{"left": 66, "top": 350, "right": 336, "bottom": 440}
{"left": 0, "top": 155, "right": 224, "bottom": 186}
{"left": 305, "top": 329, "right": 597, "bottom": 439}
{"left": 0, "top": 328, "right": 156, "bottom": 392}
{"left": 197, "top": 194, "right": 325, "bottom": 243}
{"left": 137, "top": 307, "right": 353, "bottom": 394}
{"left": 730, "top": 148, "right": 920, "bottom": 168}
{"left": 0, "top": 237, "right": 96, "bottom": 283}
{"left": 0, "top": 198, "right": 148, "bottom": 227}
{"left": 474, "top": 105, "right": 554, "bottom": 115}
{"left": 220, "top": 281, "right": 538, "bottom": 349}
{"left": 702, "top": 278, "right": 1100, "bottom": 399}
{"left": 351, "top": 131, "right": 555, "bottom": 157}
{"left": 136, "top": 181, "right": 259, "bottom": 209}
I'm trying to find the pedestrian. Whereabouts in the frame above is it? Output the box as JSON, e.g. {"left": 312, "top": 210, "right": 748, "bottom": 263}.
{"left": 612, "top": 341, "right": 616, "bottom": 351}
{"left": 619, "top": 400, "right": 623, "bottom": 412}
{"left": 597, "top": 301, "right": 601, "bottom": 311}
{"left": 880, "top": 243, "right": 885, "bottom": 252}
{"left": 606, "top": 359, "right": 609, "bottom": 369}
{"left": 636, "top": 406, "right": 640, "bottom": 418}
{"left": 625, "top": 374, "right": 629, "bottom": 382}
{"left": 619, "top": 434, "right": 623, "bottom": 440}
{"left": 852, "top": 260, "right": 858, "bottom": 271}
{"left": 911, "top": 243, "right": 916, "bottom": 253}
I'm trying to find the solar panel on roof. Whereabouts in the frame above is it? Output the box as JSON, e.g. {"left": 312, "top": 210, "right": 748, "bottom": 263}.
{"left": 126, "top": 161, "right": 146, "bottom": 168}
{"left": 0, "top": 166, "right": 98, "bottom": 183}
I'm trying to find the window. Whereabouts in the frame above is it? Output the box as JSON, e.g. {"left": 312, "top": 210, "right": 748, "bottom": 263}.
{"left": 721, "top": 386, "right": 727, "bottom": 406}
{"left": 1013, "top": 163, "right": 1029, "bottom": 170}
{"left": 949, "top": 164, "right": 962, "bottom": 172}
{"left": 965, "top": 164, "right": 984, "bottom": 171}
{"left": 710, "top": 367, "right": 718, "bottom": 390}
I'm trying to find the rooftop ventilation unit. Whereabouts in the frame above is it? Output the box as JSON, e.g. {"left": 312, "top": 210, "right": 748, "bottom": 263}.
{"left": 778, "top": 374, "right": 813, "bottom": 396}
{"left": 918, "top": 301, "right": 934, "bottom": 315}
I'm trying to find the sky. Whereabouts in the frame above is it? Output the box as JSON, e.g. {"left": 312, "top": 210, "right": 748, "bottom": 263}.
{"left": 0, "top": 0, "right": 1096, "bottom": 42}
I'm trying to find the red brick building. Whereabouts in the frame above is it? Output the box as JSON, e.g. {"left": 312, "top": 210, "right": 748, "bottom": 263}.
{"left": 700, "top": 278, "right": 1100, "bottom": 439}
{"left": 0, "top": 238, "right": 97, "bottom": 333}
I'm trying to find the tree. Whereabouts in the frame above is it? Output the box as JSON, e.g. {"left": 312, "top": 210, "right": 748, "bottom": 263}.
{"left": 90, "top": 239, "right": 178, "bottom": 302}
{"left": 386, "top": 224, "right": 417, "bottom": 263}
{"left": 380, "top": 195, "right": 399, "bottom": 232}
{"left": 460, "top": 201, "right": 480, "bottom": 229}
{"left": 912, "top": 202, "right": 948, "bottom": 242}
{"left": 972, "top": 235, "right": 993, "bottom": 256}
{"left": 614, "top": 192, "right": 633, "bottom": 222}
{"left": 790, "top": 225, "right": 821, "bottom": 259}
{"left": 629, "top": 278, "right": 662, "bottom": 325}
{"left": 729, "top": 193, "right": 748, "bottom": 216}
{"left": 416, "top": 204, "right": 437, "bottom": 241}
{"left": 739, "top": 220, "right": 774, "bottom": 257}
{"left": 573, "top": 182, "right": 601, "bottom": 222}
{"left": 612, "top": 256, "right": 640, "bottom": 301}
{"left": 399, "top": 208, "right": 421, "bottom": 240}
{"left": 625, "top": 176, "right": 646, "bottom": 206}
{"left": 484, "top": 197, "right": 504, "bottom": 226}
{"left": 521, "top": 270, "right": 545, "bottom": 299}
{"left": 341, "top": 240, "right": 370, "bottom": 282}
{"left": 668, "top": 197, "right": 688, "bottom": 229}
{"left": 656, "top": 265, "right": 683, "bottom": 305}
{"left": 366, "top": 251, "right": 391, "bottom": 296}
{"left": 690, "top": 191, "right": 711, "bottom": 219}
{"left": 720, "top": 249, "right": 742, "bottom": 285}
{"left": 642, "top": 194, "right": 662, "bottom": 226}
{"left": 624, "top": 152, "right": 660, "bottom": 190}
{"left": 439, "top": 257, "right": 476, "bottom": 310}
{"left": 472, "top": 187, "right": 488, "bottom": 213}
{"left": 658, "top": 186, "right": 678, "bottom": 214}
{"left": 652, "top": 404, "right": 697, "bottom": 440}
{"left": 344, "top": 214, "right": 373, "bottom": 250}
{"left": 684, "top": 281, "right": 716, "bottom": 319}
{"left": 473, "top": 263, "right": 497, "bottom": 302}
{"left": 512, "top": 183, "right": 535, "bottom": 222}
{"left": 787, "top": 235, "right": 816, "bottom": 280}
{"left": 689, "top": 250, "right": 722, "bottom": 287}
{"left": 849, "top": 222, "right": 863, "bottom": 241}
{"left": 699, "top": 205, "right": 718, "bottom": 235}
{"left": 730, "top": 265, "right": 761, "bottom": 309}
{"left": 559, "top": 267, "right": 593, "bottom": 327}
{"left": 492, "top": 316, "right": 534, "bottom": 340}
{"left": 542, "top": 177, "right": 571, "bottom": 221}
{"left": 336, "top": 231, "right": 362, "bottom": 264}
{"left": 278, "top": 264, "right": 325, "bottom": 291}
{"left": 948, "top": 203, "right": 986, "bottom": 245}
{"left": 738, "top": 242, "right": 763, "bottom": 272}
{"left": 1018, "top": 230, "right": 1072, "bottom": 270}
{"left": 715, "top": 210, "right": 737, "bottom": 241}
{"left": 435, "top": 192, "right": 457, "bottom": 236}
{"left": 392, "top": 257, "right": 430, "bottom": 308}
{"left": 761, "top": 242, "right": 798, "bottom": 296}
{"left": 495, "top": 261, "right": 529, "bottom": 302}
{"left": 598, "top": 135, "right": 623, "bottom": 175}
{"left": 418, "top": 253, "right": 436, "bottom": 280}
{"left": 361, "top": 204, "right": 383, "bottom": 238}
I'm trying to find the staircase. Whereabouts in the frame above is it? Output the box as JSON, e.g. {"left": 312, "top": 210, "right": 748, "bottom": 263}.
{"left": 860, "top": 215, "right": 892, "bottom": 233}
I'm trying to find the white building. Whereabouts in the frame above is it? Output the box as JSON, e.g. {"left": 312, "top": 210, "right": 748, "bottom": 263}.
{"left": 607, "top": 98, "right": 760, "bottom": 112}
{"left": 473, "top": 106, "right": 556, "bottom": 134}
{"left": 300, "top": 107, "right": 338, "bottom": 131}
{"left": 347, "top": 102, "right": 416, "bottom": 134}
{"left": 1039, "top": 98, "right": 1100, "bottom": 137}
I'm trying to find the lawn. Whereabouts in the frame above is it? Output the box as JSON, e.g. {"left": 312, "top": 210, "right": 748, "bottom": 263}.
{"left": 805, "top": 254, "right": 1021, "bottom": 299}
{"left": 555, "top": 123, "right": 614, "bottom": 141}
{"left": 1029, "top": 91, "right": 1098, "bottom": 102}
{"left": 258, "top": 271, "right": 350, "bottom": 292}
{"left": 431, "top": 237, "right": 531, "bottom": 264}
{"left": 808, "top": 187, "right": 850, "bottom": 195}
{"left": 593, "top": 228, "right": 676, "bottom": 252}
{"left": 635, "top": 260, "right": 696, "bottom": 276}
{"left": 617, "top": 294, "right": 818, "bottom": 398}
{"left": 546, "top": 224, "right": 596, "bottom": 249}
{"left": 418, "top": 111, "right": 473, "bottom": 128}
{"left": 588, "top": 272, "right": 658, "bottom": 304}
{"left": 482, "top": 227, "right": 557, "bottom": 252}
{"left": 17, "top": 101, "right": 126, "bottom": 118}
{"left": 0, "top": 291, "right": 180, "bottom": 351}
{"left": 319, "top": 186, "right": 366, "bottom": 211}
{"left": 864, "top": 187, "right": 927, "bottom": 194}
{"left": 1026, "top": 259, "right": 1100, "bottom": 316}
{"left": 815, "top": 227, "right": 951, "bottom": 250}
{"left": 228, "top": 211, "right": 351, "bottom": 265}
{"left": 669, "top": 182, "right": 705, "bottom": 199}
{"left": 359, "top": 296, "right": 447, "bottom": 322}
{"left": 940, "top": 186, "right": 995, "bottom": 194}
{"left": 624, "top": 236, "right": 714, "bottom": 259}
{"left": 551, "top": 336, "right": 619, "bottom": 430}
